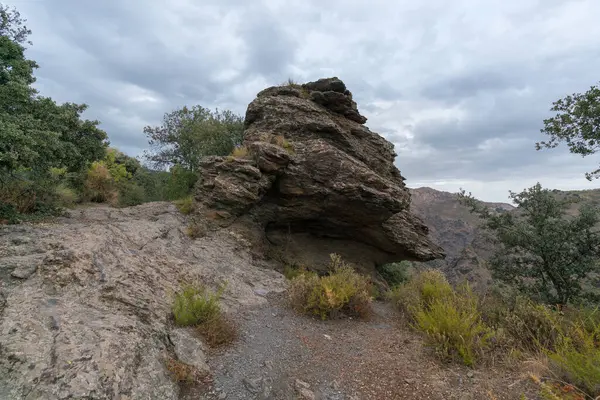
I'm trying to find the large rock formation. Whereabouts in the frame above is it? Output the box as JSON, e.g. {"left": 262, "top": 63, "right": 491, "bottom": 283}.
{"left": 195, "top": 78, "right": 445, "bottom": 273}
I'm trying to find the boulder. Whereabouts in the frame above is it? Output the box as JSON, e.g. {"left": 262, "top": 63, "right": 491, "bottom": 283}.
{"left": 194, "top": 77, "right": 445, "bottom": 273}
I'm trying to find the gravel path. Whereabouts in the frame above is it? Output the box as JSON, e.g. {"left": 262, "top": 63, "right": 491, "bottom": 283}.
{"left": 196, "top": 293, "right": 538, "bottom": 400}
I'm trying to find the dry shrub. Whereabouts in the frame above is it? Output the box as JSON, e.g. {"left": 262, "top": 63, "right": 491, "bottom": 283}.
{"left": 186, "top": 222, "right": 203, "bottom": 239}
{"left": 84, "top": 161, "right": 118, "bottom": 205}
{"left": 164, "top": 355, "right": 210, "bottom": 386}
{"left": 196, "top": 315, "right": 239, "bottom": 348}
{"left": 288, "top": 253, "right": 373, "bottom": 320}
{"left": 171, "top": 283, "right": 238, "bottom": 349}
{"left": 272, "top": 135, "right": 294, "bottom": 154}
{"left": 230, "top": 146, "right": 250, "bottom": 159}
{"left": 413, "top": 284, "right": 494, "bottom": 366}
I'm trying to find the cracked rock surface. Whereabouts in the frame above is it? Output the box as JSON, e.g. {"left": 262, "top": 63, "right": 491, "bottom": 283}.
{"left": 0, "top": 203, "right": 285, "bottom": 399}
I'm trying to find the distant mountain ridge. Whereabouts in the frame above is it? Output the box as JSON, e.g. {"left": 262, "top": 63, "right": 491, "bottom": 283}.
{"left": 409, "top": 186, "right": 600, "bottom": 290}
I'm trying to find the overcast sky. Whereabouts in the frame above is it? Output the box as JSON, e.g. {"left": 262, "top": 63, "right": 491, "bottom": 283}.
{"left": 9, "top": 0, "right": 600, "bottom": 202}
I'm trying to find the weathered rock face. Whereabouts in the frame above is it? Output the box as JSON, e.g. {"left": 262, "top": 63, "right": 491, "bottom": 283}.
{"left": 195, "top": 77, "right": 445, "bottom": 272}
{"left": 0, "top": 204, "right": 286, "bottom": 399}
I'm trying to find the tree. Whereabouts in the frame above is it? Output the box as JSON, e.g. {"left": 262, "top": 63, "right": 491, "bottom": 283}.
{"left": 143, "top": 105, "right": 244, "bottom": 171}
{"left": 536, "top": 83, "right": 600, "bottom": 180}
{"left": 0, "top": 4, "right": 108, "bottom": 174}
{"left": 458, "top": 183, "right": 600, "bottom": 305}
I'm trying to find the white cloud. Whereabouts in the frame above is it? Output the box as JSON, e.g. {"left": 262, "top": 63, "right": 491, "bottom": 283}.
{"left": 9, "top": 0, "right": 600, "bottom": 201}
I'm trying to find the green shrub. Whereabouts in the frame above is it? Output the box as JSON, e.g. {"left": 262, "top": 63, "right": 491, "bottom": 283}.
{"left": 413, "top": 284, "right": 494, "bottom": 366}
{"left": 387, "top": 269, "right": 453, "bottom": 317}
{"left": 390, "top": 270, "right": 494, "bottom": 366}
{"left": 54, "top": 183, "right": 79, "bottom": 208}
{"left": 174, "top": 196, "right": 194, "bottom": 215}
{"left": 377, "top": 261, "right": 411, "bottom": 288}
{"left": 163, "top": 165, "right": 197, "bottom": 201}
{"left": 172, "top": 284, "right": 223, "bottom": 327}
{"left": 501, "top": 296, "right": 564, "bottom": 352}
{"left": 547, "top": 315, "right": 600, "bottom": 397}
{"left": 117, "top": 182, "right": 146, "bottom": 207}
{"left": 283, "top": 264, "right": 308, "bottom": 280}
{"left": 288, "top": 253, "right": 373, "bottom": 320}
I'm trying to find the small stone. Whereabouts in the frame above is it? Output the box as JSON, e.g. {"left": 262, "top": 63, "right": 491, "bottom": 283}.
{"left": 262, "top": 360, "right": 274, "bottom": 370}
{"left": 11, "top": 264, "right": 38, "bottom": 279}
{"left": 218, "top": 393, "right": 227, "bottom": 400}
{"left": 404, "top": 378, "right": 415, "bottom": 384}
{"left": 254, "top": 288, "right": 269, "bottom": 297}
{"left": 243, "top": 377, "right": 262, "bottom": 394}
{"left": 298, "top": 388, "right": 315, "bottom": 400}
{"left": 295, "top": 379, "right": 311, "bottom": 390}
{"left": 466, "top": 371, "right": 474, "bottom": 378}
{"left": 323, "top": 334, "right": 332, "bottom": 340}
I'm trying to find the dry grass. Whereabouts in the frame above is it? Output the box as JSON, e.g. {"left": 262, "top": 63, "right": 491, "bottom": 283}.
{"left": 174, "top": 196, "right": 194, "bottom": 215}
{"left": 230, "top": 146, "right": 251, "bottom": 159}
{"left": 196, "top": 315, "right": 239, "bottom": 348}
{"left": 186, "top": 222, "right": 203, "bottom": 239}
{"left": 288, "top": 253, "right": 373, "bottom": 320}
{"left": 164, "top": 355, "right": 211, "bottom": 387}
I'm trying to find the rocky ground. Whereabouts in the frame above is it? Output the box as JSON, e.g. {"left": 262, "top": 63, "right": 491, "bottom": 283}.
{"left": 0, "top": 203, "right": 539, "bottom": 400}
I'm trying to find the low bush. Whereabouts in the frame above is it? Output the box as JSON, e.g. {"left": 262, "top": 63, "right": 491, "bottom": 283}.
{"left": 387, "top": 269, "right": 453, "bottom": 317}
{"left": 172, "top": 284, "right": 223, "bottom": 327}
{"left": 175, "top": 196, "right": 194, "bottom": 215}
{"left": 377, "top": 261, "right": 411, "bottom": 288}
{"left": 164, "top": 355, "right": 209, "bottom": 386}
{"left": 84, "top": 161, "right": 118, "bottom": 205}
{"left": 413, "top": 284, "right": 494, "bottom": 366}
{"left": 288, "top": 253, "right": 373, "bottom": 320}
{"left": 390, "top": 270, "right": 493, "bottom": 366}
{"left": 283, "top": 264, "right": 308, "bottom": 280}
{"left": 171, "top": 283, "right": 238, "bottom": 349}
{"left": 117, "top": 181, "right": 146, "bottom": 207}
{"left": 55, "top": 183, "right": 79, "bottom": 208}
{"left": 196, "top": 315, "right": 239, "bottom": 348}
{"left": 547, "top": 315, "right": 600, "bottom": 397}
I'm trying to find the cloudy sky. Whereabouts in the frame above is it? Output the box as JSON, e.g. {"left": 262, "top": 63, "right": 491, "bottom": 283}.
{"left": 10, "top": 0, "right": 600, "bottom": 202}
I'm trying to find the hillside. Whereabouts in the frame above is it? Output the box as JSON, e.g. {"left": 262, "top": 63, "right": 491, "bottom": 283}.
{"left": 409, "top": 186, "right": 600, "bottom": 291}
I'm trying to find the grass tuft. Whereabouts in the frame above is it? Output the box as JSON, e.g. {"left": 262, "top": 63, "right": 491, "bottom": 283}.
{"left": 174, "top": 196, "right": 194, "bottom": 215}
{"left": 288, "top": 253, "right": 373, "bottom": 320}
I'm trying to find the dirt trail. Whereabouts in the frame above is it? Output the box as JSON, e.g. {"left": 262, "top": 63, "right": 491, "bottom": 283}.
{"left": 200, "top": 294, "right": 537, "bottom": 400}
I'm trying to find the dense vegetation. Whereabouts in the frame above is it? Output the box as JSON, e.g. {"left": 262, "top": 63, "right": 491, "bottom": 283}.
{"left": 458, "top": 183, "right": 600, "bottom": 305}
{"left": 0, "top": 4, "right": 243, "bottom": 222}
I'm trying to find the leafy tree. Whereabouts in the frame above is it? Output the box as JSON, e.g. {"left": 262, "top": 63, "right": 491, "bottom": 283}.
{"left": 143, "top": 105, "right": 244, "bottom": 171}
{"left": 458, "top": 183, "right": 600, "bottom": 305}
{"left": 0, "top": 4, "right": 108, "bottom": 219}
{"left": 536, "top": 83, "right": 600, "bottom": 180}
{"left": 0, "top": 4, "right": 108, "bottom": 175}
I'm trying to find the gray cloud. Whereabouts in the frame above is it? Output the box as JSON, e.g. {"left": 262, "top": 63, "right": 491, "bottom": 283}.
{"left": 10, "top": 0, "right": 600, "bottom": 202}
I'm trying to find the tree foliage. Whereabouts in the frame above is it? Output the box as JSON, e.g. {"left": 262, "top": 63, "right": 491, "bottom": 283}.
{"left": 0, "top": 4, "right": 108, "bottom": 175}
{"left": 0, "top": 3, "right": 109, "bottom": 220}
{"left": 536, "top": 83, "right": 600, "bottom": 180}
{"left": 458, "top": 183, "right": 600, "bottom": 305}
{"left": 143, "top": 105, "right": 244, "bottom": 171}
